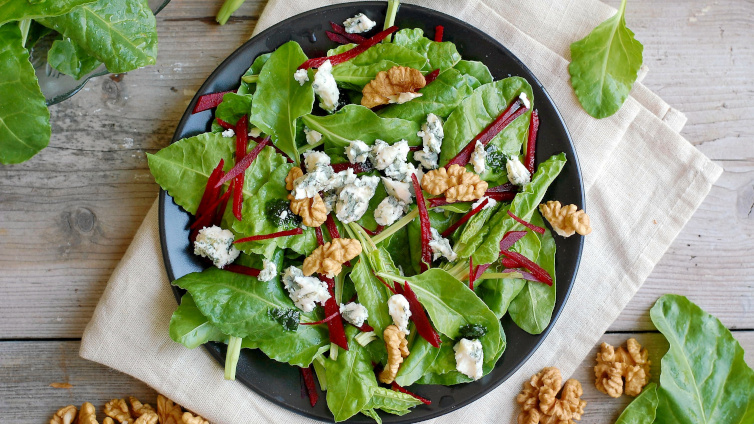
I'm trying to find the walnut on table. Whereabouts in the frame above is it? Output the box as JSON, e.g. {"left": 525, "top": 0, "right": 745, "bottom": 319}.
{"left": 104, "top": 399, "right": 133, "bottom": 424}
{"left": 516, "top": 367, "right": 587, "bottom": 424}
{"left": 289, "top": 193, "right": 327, "bottom": 227}
{"left": 362, "top": 66, "right": 426, "bottom": 108}
{"left": 182, "top": 411, "right": 210, "bottom": 424}
{"left": 378, "top": 325, "right": 410, "bottom": 384}
{"left": 50, "top": 405, "right": 77, "bottom": 424}
{"left": 157, "top": 394, "right": 184, "bottom": 424}
{"left": 303, "top": 238, "right": 362, "bottom": 277}
{"left": 285, "top": 166, "right": 304, "bottom": 191}
{"left": 539, "top": 201, "right": 592, "bottom": 237}
{"left": 595, "top": 338, "right": 650, "bottom": 397}
{"left": 78, "top": 402, "right": 99, "bottom": 424}
{"left": 422, "top": 164, "right": 488, "bottom": 202}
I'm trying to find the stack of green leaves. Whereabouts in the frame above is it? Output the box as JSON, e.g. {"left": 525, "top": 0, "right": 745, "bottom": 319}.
{"left": 0, "top": 0, "right": 159, "bottom": 164}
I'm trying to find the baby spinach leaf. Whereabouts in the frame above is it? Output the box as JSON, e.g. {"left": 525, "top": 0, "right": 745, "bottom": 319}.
{"left": 215, "top": 92, "right": 252, "bottom": 126}
{"left": 393, "top": 28, "right": 461, "bottom": 72}
{"left": 363, "top": 387, "right": 422, "bottom": 415}
{"left": 326, "top": 326, "right": 379, "bottom": 422}
{"left": 454, "top": 60, "right": 493, "bottom": 90}
{"left": 394, "top": 336, "right": 443, "bottom": 387}
{"left": 568, "top": 0, "right": 643, "bottom": 118}
{"left": 0, "top": 0, "right": 96, "bottom": 26}
{"left": 331, "top": 43, "right": 428, "bottom": 89}
{"left": 250, "top": 41, "right": 314, "bottom": 165}
{"left": 238, "top": 52, "right": 270, "bottom": 95}
{"left": 616, "top": 383, "right": 658, "bottom": 424}
{"left": 651, "top": 295, "right": 754, "bottom": 424}
{"left": 47, "top": 37, "right": 101, "bottom": 80}
{"left": 414, "top": 336, "right": 472, "bottom": 385}
{"left": 454, "top": 203, "right": 501, "bottom": 258}
{"left": 378, "top": 68, "right": 473, "bottom": 122}
{"left": 0, "top": 24, "right": 50, "bottom": 165}
{"left": 38, "top": 0, "right": 158, "bottom": 73}
{"left": 351, "top": 255, "right": 393, "bottom": 336}
{"left": 439, "top": 78, "right": 533, "bottom": 167}
{"left": 169, "top": 293, "right": 226, "bottom": 349}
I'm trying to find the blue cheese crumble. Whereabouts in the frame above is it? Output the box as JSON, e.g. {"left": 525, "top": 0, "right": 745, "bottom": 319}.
{"left": 371, "top": 139, "right": 409, "bottom": 170}
{"left": 193, "top": 226, "right": 240, "bottom": 269}
{"left": 281, "top": 266, "right": 330, "bottom": 313}
{"left": 294, "top": 69, "right": 309, "bottom": 86}
{"left": 506, "top": 156, "right": 531, "bottom": 186}
{"left": 346, "top": 139, "right": 371, "bottom": 164}
{"left": 414, "top": 113, "right": 444, "bottom": 169}
{"left": 304, "top": 127, "right": 322, "bottom": 145}
{"left": 327, "top": 168, "right": 358, "bottom": 192}
{"left": 388, "top": 92, "right": 423, "bottom": 104}
{"left": 413, "top": 150, "right": 438, "bottom": 170}
{"left": 335, "top": 175, "right": 380, "bottom": 223}
{"left": 312, "top": 60, "right": 339, "bottom": 113}
{"left": 343, "top": 13, "right": 376, "bottom": 34}
{"left": 519, "top": 92, "right": 531, "bottom": 109}
{"left": 470, "top": 141, "right": 486, "bottom": 174}
{"left": 303, "top": 150, "right": 331, "bottom": 173}
{"left": 221, "top": 128, "right": 235, "bottom": 138}
{"left": 381, "top": 177, "right": 413, "bottom": 205}
{"left": 454, "top": 338, "right": 484, "bottom": 381}
{"left": 291, "top": 165, "right": 334, "bottom": 199}
{"left": 258, "top": 259, "right": 278, "bottom": 282}
{"left": 339, "top": 302, "right": 369, "bottom": 327}
{"left": 384, "top": 159, "right": 418, "bottom": 183}
{"left": 374, "top": 196, "right": 406, "bottom": 226}
{"left": 388, "top": 294, "right": 412, "bottom": 334}
{"left": 429, "top": 228, "right": 457, "bottom": 261}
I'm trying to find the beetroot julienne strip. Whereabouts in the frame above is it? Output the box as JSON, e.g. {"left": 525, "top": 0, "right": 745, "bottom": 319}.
{"left": 216, "top": 118, "right": 234, "bottom": 130}
{"left": 409, "top": 145, "right": 423, "bottom": 152}
{"left": 325, "top": 214, "right": 341, "bottom": 239}
{"left": 321, "top": 275, "right": 349, "bottom": 350}
{"left": 434, "top": 25, "right": 444, "bottom": 42}
{"left": 314, "top": 227, "right": 325, "bottom": 246}
{"left": 391, "top": 382, "right": 432, "bottom": 405}
{"left": 234, "top": 228, "right": 303, "bottom": 243}
{"left": 356, "top": 322, "right": 374, "bottom": 332}
{"left": 472, "top": 263, "right": 492, "bottom": 287}
{"left": 396, "top": 281, "right": 441, "bottom": 348}
{"left": 331, "top": 162, "right": 371, "bottom": 173}
{"left": 507, "top": 210, "right": 546, "bottom": 234}
{"left": 191, "top": 90, "right": 236, "bottom": 114}
{"left": 486, "top": 183, "right": 517, "bottom": 193}
{"left": 362, "top": 225, "right": 385, "bottom": 236}
{"left": 189, "top": 188, "right": 232, "bottom": 232}
{"left": 500, "top": 250, "right": 553, "bottom": 286}
{"left": 469, "top": 257, "right": 476, "bottom": 290}
{"left": 224, "top": 264, "right": 261, "bottom": 277}
{"left": 411, "top": 174, "right": 432, "bottom": 272}
{"left": 213, "top": 182, "right": 232, "bottom": 227}
{"left": 486, "top": 191, "right": 517, "bottom": 202}
{"left": 524, "top": 109, "right": 539, "bottom": 175}
{"left": 298, "top": 26, "right": 398, "bottom": 69}
{"left": 424, "top": 69, "right": 440, "bottom": 85}
{"left": 300, "top": 366, "right": 319, "bottom": 407}
{"left": 301, "top": 312, "right": 339, "bottom": 325}
{"left": 329, "top": 22, "right": 367, "bottom": 43}
{"left": 247, "top": 133, "right": 293, "bottom": 163}
{"left": 499, "top": 230, "right": 527, "bottom": 252}
{"left": 500, "top": 257, "right": 519, "bottom": 268}
{"left": 441, "top": 198, "right": 489, "bottom": 238}
{"left": 233, "top": 116, "right": 249, "bottom": 221}
{"left": 444, "top": 98, "right": 528, "bottom": 168}
{"left": 196, "top": 159, "right": 225, "bottom": 218}
{"left": 326, "top": 31, "right": 352, "bottom": 45}
{"left": 214, "top": 137, "right": 271, "bottom": 188}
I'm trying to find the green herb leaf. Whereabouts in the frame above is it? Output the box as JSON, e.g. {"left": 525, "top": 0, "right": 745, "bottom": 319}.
{"left": 453, "top": 60, "right": 493, "bottom": 90}
{"left": 394, "top": 336, "right": 443, "bottom": 387}
{"left": 378, "top": 68, "right": 473, "bottom": 122}
{"left": 47, "top": 37, "right": 101, "bottom": 79}
{"left": 330, "top": 43, "right": 428, "bottom": 89}
{"left": 169, "top": 293, "right": 226, "bottom": 349}
{"left": 215, "top": 92, "right": 252, "bottom": 126}
{"left": 568, "top": 0, "right": 643, "bottom": 118}
{"left": 392, "top": 28, "right": 461, "bottom": 72}
{"left": 238, "top": 52, "right": 270, "bottom": 95}
{"left": 0, "top": 0, "right": 97, "bottom": 26}
{"left": 362, "top": 387, "right": 422, "bottom": 415}
{"left": 0, "top": 24, "right": 50, "bottom": 165}
{"left": 350, "top": 255, "right": 393, "bottom": 336}
{"left": 326, "top": 326, "right": 379, "bottom": 422}
{"left": 616, "top": 383, "right": 659, "bottom": 424}
{"left": 651, "top": 295, "right": 754, "bottom": 424}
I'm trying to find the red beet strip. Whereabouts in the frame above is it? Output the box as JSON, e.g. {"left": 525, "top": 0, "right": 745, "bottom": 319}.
{"left": 196, "top": 159, "right": 225, "bottom": 218}
{"left": 434, "top": 25, "right": 444, "bottom": 42}
{"left": 314, "top": 227, "right": 325, "bottom": 246}
{"left": 234, "top": 228, "right": 303, "bottom": 243}
{"left": 233, "top": 116, "right": 249, "bottom": 221}
{"left": 326, "top": 31, "right": 352, "bottom": 45}
{"left": 191, "top": 90, "right": 236, "bottom": 114}
{"left": 396, "top": 281, "right": 441, "bottom": 348}
{"left": 444, "top": 98, "right": 528, "bottom": 168}
{"left": 499, "top": 230, "right": 527, "bottom": 252}
{"left": 300, "top": 366, "right": 319, "bottom": 407}
{"left": 298, "top": 26, "right": 398, "bottom": 69}
{"left": 391, "top": 382, "right": 432, "bottom": 405}
{"left": 301, "top": 311, "right": 339, "bottom": 325}
{"left": 501, "top": 257, "right": 519, "bottom": 268}
{"left": 325, "top": 215, "right": 341, "bottom": 239}
{"left": 524, "top": 109, "right": 539, "bottom": 175}
{"left": 362, "top": 225, "right": 385, "bottom": 236}
{"left": 213, "top": 182, "right": 232, "bottom": 227}
{"left": 411, "top": 174, "right": 432, "bottom": 272}
{"left": 441, "top": 198, "right": 489, "bottom": 238}
{"left": 373, "top": 271, "right": 397, "bottom": 294}
{"left": 321, "top": 276, "right": 349, "bottom": 350}
{"left": 356, "top": 322, "right": 374, "bottom": 332}
{"left": 508, "top": 210, "right": 545, "bottom": 234}
{"left": 189, "top": 188, "right": 232, "bottom": 231}
{"left": 500, "top": 250, "right": 552, "bottom": 286}
{"left": 331, "top": 162, "right": 371, "bottom": 173}
{"left": 224, "top": 264, "right": 261, "bottom": 277}
{"left": 472, "top": 263, "right": 492, "bottom": 287}
{"left": 409, "top": 145, "right": 423, "bottom": 152}
{"left": 216, "top": 118, "right": 234, "bottom": 130}
{"left": 469, "top": 257, "right": 475, "bottom": 290}
{"left": 487, "top": 183, "right": 517, "bottom": 193}
{"left": 329, "top": 22, "right": 367, "bottom": 43}
{"left": 214, "top": 137, "right": 271, "bottom": 188}
{"left": 425, "top": 69, "right": 440, "bottom": 85}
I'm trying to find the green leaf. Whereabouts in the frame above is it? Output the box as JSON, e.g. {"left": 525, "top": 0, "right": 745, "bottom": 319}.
{"left": 454, "top": 60, "right": 493, "bottom": 90}
{"left": 378, "top": 68, "right": 473, "bottom": 122}
{"left": 616, "top": 383, "right": 659, "bottom": 424}
{"left": 351, "top": 255, "right": 393, "bottom": 336}
{"left": 47, "top": 37, "right": 101, "bottom": 79}
{"left": 392, "top": 28, "right": 461, "bottom": 72}
{"left": 169, "top": 293, "right": 226, "bottom": 349}
{"left": 0, "top": 0, "right": 97, "bottom": 26}
{"left": 238, "top": 52, "right": 270, "bottom": 95}
{"left": 414, "top": 336, "right": 472, "bottom": 385}
{"left": 651, "top": 295, "right": 754, "bottom": 424}
{"left": 38, "top": 0, "right": 158, "bottom": 73}
{"left": 439, "top": 78, "right": 533, "bottom": 168}
{"left": 363, "top": 387, "right": 422, "bottom": 415}
{"left": 331, "top": 43, "right": 428, "bottom": 89}
{"left": 568, "top": 0, "right": 643, "bottom": 118}
{"left": 250, "top": 41, "right": 314, "bottom": 165}
{"left": 215, "top": 92, "right": 252, "bottom": 126}
{"left": 454, "top": 203, "right": 501, "bottom": 258}
{"left": 394, "top": 336, "right": 443, "bottom": 387}
{"left": 326, "top": 326, "right": 379, "bottom": 422}
{"left": 0, "top": 24, "right": 50, "bottom": 165}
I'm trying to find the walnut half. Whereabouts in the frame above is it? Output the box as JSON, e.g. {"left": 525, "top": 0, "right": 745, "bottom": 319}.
{"left": 289, "top": 193, "right": 327, "bottom": 227}
{"left": 50, "top": 405, "right": 77, "bottom": 424}
{"left": 595, "top": 338, "right": 650, "bottom": 397}
{"left": 378, "top": 325, "right": 410, "bottom": 384}
{"left": 104, "top": 399, "right": 133, "bottom": 424}
{"left": 539, "top": 201, "right": 592, "bottom": 237}
{"left": 157, "top": 395, "right": 184, "bottom": 424}
{"left": 362, "top": 66, "right": 426, "bottom": 108}
{"left": 422, "top": 164, "right": 488, "bottom": 202}
{"left": 303, "top": 238, "right": 362, "bottom": 277}
{"left": 516, "top": 367, "right": 586, "bottom": 424}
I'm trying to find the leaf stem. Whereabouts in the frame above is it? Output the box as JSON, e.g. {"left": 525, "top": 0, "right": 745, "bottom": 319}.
{"left": 216, "top": 0, "right": 247, "bottom": 25}
{"left": 348, "top": 222, "right": 377, "bottom": 253}
{"left": 18, "top": 20, "right": 31, "bottom": 47}
{"left": 383, "top": 0, "right": 400, "bottom": 43}
{"left": 372, "top": 208, "right": 419, "bottom": 244}
{"left": 476, "top": 271, "right": 524, "bottom": 280}
{"left": 224, "top": 336, "right": 243, "bottom": 380}
{"left": 241, "top": 74, "right": 259, "bottom": 83}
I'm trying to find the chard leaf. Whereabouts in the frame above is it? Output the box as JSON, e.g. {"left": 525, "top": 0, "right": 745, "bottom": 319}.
{"left": 414, "top": 335, "right": 472, "bottom": 385}
{"left": 47, "top": 37, "right": 101, "bottom": 79}
{"left": 330, "top": 43, "right": 428, "bottom": 89}
{"left": 169, "top": 293, "right": 226, "bottom": 349}
{"left": 250, "top": 41, "right": 314, "bottom": 165}
{"left": 394, "top": 336, "right": 443, "bottom": 387}
{"left": 38, "top": 0, "right": 157, "bottom": 73}
{"left": 350, "top": 255, "right": 392, "bottom": 336}
{"left": 392, "top": 28, "right": 461, "bottom": 72}
{"left": 0, "top": 0, "right": 96, "bottom": 26}
{"left": 0, "top": 24, "right": 50, "bottom": 165}
{"left": 454, "top": 60, "right": 493, "bottom": 89}
{"left": 455, "top": 203, "right": 501, "bottom": 258}
{"left": 326, "top": 326, "right": 379, "bottom": 422}
{"left": 568, "top": 0, "right": 643, "bottom": 118}
{"left": 363, "top": 387, "right": 422, "bottom": 415}
{"left": 651, "top": 295, "right": 754, "bottom": 424}
{"left": 378, "top": 68, "right": 473, "bottom": 122}
{"left": 215, "top": 92, "right": 252, "bottom": 126}
{"left": 616, "top": 383, "right": 659, "bottom": 424}
{"left": 439, "top": 78, "right": 533, "bottom": 167}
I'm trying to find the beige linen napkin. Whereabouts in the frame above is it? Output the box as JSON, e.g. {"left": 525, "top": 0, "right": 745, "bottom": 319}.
{"left": 80, "top": 0, "right": 723, "bottom": 422}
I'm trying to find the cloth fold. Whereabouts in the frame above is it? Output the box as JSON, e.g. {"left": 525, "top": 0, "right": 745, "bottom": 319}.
{"left": 80, "top": 0, "right": 723, "bottom": 422}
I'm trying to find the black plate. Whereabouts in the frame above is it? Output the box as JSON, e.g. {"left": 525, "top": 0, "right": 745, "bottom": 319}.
{"left": 159, "top": 3, "right": 584, "bottom": 422}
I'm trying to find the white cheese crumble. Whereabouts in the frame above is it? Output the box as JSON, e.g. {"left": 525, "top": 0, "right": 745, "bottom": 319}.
{"left": 388, "top": 294, "right": 412, "bottom": 334}
{"left": 374, "top": 196, "right": 406, "bottom": 226}
{"left": 381, "top": 177, "right": 413, "bottom": 205}
{"left": 454, "top": 338, "right": 484, "bottom": 381}
{"left": 303, "top": 150, "right": 331, "bottom": 173}
{"left": 327, "top": 168, "right": 358, "bottom": 192}
{"left": 506, "top": 156, "right": 531, "bottom": 186}
{"left": 304, "top": 127, "right": 322, "bottom": 145}
{"left": 294, "top": 69, "right": 309, "bottom": 86}
{"left": 371, "top": 139, "right": 409, "bottom": 170}
{"left": 472, "top": 196, "right": 497, "bottom": 211}
{"left": 429, "top": 228, "right": 457, "bottom": 262}
{"left": 193, "top": 226, "right": 240, "bottom": 269}
{"left": 281, "top": 266, "right": 330, "bottom": 313}
{"left": 414, "top": 113, "right": 444, "bottom": 169}
{"left": 470, "top": 141, "right": 486, "bottom": 174}
{"left": 519, "top": 92, "right": 531, "bottom": 109}
{"left": 248, "top": 127, "right": 262, "bottom": 138}
{"left": 322, "top": 192, "right": 338, "bottom": 214}
{"left": 346, "top": 139, "right": 371, "bottom": 164}
{"left": 335, "top": 175, "right": 380, "bottom": 223}
{"left": 343, "top": 13, "right": 376, "bottom": 34}
{"left": 258, "top": 259, "right": 278, "bottom": 282}
{"left": 221, "top": 128, "right": 235, "bottom": 138}
{"left": 312, "top": 60, "right": 339, "bottom": 113}
{"left": 339, "top": 302, "right": 369, "bottom": 327}
{"left": 387, "top": 92, "right": 423, "bottom": 104}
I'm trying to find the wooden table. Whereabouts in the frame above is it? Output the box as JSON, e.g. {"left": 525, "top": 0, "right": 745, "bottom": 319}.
{"left": 1, "top": 0, "right": 752, "bottom": 422}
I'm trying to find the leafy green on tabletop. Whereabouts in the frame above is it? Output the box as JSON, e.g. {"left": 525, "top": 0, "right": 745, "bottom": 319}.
{"left": 47, "top": 37, "right": 101, "bottom": 79}
{"left": 326, "top": 326, "right": 379, "bottom": 422}
{"left": 378, "top": 68, "right": 473, "bottom": 122}
{"left": 0, "top": 24, "right": 50, "bottom": 165}
{"left": 615, "top": 383, "right": 658, "bottom": 424}
{"left": 651, "top": 295, "right": 754, "bottom": 424}
{"left": 0, "top": 0, "right": 97, "bottom": 26}
{"left": 569, "top": 0, "right": 643, "bottom": 118}
{"left": 250, "top": 41, "right": 314, "bottom": 165}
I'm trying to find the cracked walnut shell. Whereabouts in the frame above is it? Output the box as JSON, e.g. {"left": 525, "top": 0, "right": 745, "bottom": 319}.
{"left": 422, "top": 164, "right": 488, "bottom": 202}
{"left": 378, "top": 325, "right": 410, "bottom": 384}
{"left": 182, "top": 412, "right": 209, "bottom": 424}
{"left": 539, "top": 201, "right": 592, "bottom": 237}
{"left": 362, "top": 66, "right": 426, "bottom": 108}
{"left": 516, "top": 367, "right": 586, "bottom": 424}
{"left": 157, "top": 395, "right": 184, "bottom": 424}
{"left": 595, "top": 338, "right": 650, "bottom": 397}
{"left": 303, "top": 237, "right": 362, "bottom": 277}
{"left": 104, "top": 399, "right": 133, "bottom": 424}
{"left": 50, "top": 405, "right": 77, "bottom": 424}
{"left": 285, "top": 166, "right": 304, "bottom": 191}
{"left": 290, "top": 193, "right": 327, "bottom": 227}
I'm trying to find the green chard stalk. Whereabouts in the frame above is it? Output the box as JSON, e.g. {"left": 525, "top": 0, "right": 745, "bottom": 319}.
{"left": 224, "top": 336, "right": 243, "bottom": 380}
{"left": 217, "top": 0, "right": 247, "bottom": 25}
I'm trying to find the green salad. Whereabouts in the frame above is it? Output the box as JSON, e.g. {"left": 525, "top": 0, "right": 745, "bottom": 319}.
{"left": 148, "top": 2, "right": 573, "bottom": 421}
